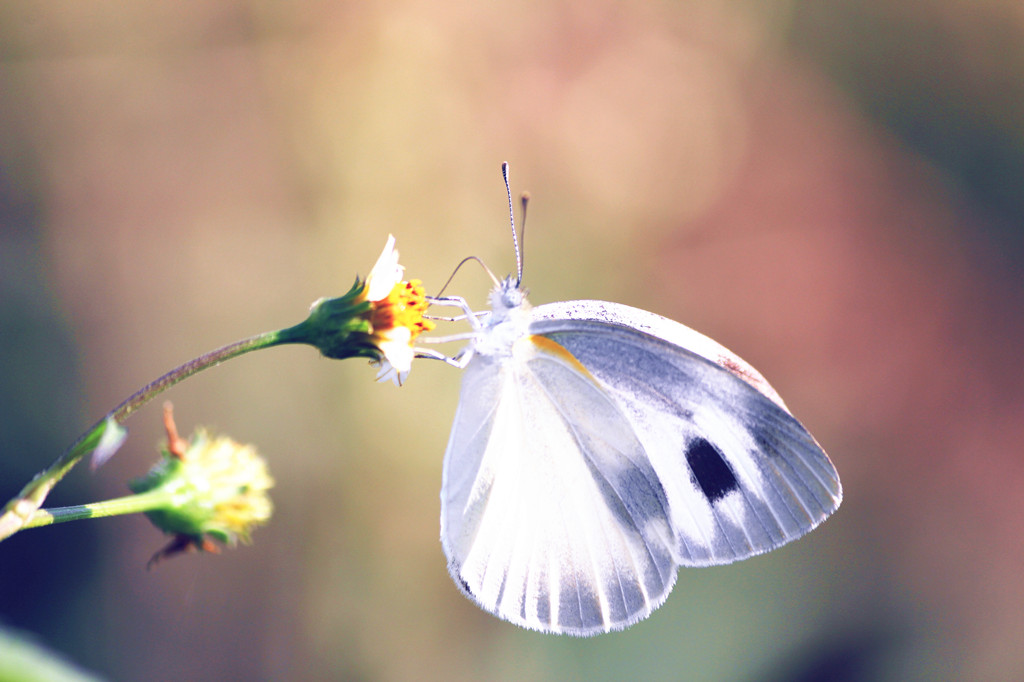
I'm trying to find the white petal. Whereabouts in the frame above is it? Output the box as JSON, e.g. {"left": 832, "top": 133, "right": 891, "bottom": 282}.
{"left": 377, "top": 327, "right": 413, "bottom": 369}
{"left": 374, "top": 359, "right": 408, "bottom": 386}
{"left": 365, "top": 234, "right": 403, "bottom": 302}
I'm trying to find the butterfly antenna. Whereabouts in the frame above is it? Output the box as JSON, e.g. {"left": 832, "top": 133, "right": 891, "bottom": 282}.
{"left": 501, "top": 162, "right": 523, "bottom": 286}
{"left": 519, "top": 191, "right": 530, "bottom": 282}
{"left": 432, "top": 255, "right": 498, "bottom": 299}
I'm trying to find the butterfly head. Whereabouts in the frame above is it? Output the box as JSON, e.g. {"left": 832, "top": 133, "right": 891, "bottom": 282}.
{"left": 468, "top": 275, "right": 531, "bottom": 358}
{"left": 489, "top": 275, "right": 530, "bottom": 321}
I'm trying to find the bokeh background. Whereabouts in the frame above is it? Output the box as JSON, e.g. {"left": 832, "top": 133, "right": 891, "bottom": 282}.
{"left": 2, "top": 1, "right": 1023, "bottom": 680}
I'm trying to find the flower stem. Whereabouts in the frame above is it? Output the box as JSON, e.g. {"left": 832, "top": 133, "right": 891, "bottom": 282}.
{"left": 105, "top": 327, "right": 303, "bottom": 425}
{"left": 22, "top": 489, "right": 178, "bottom": 530}
{"left": 0, "top": 326, "right": 307, "bottom": 542}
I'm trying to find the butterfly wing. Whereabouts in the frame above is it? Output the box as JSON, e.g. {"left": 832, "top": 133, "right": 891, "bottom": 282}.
{"left": 441, "top": 334, "right": 680, "bottom": 635}
{"left": 440, "top": 298, "right": 841, "bottom": 635}
{"left": 530, "top": 300, "right": 842, "bottom": 566}
{"left": 533, "top": 300, "right": 789, "bottom": 408}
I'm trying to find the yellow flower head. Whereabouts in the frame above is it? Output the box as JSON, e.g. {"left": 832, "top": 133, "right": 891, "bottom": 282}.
{"left": 130, "top": 428, "right": 274, "bottom": 550}
{"left": 298, "top": 235, "right": 434, "bottom": 384}
{"left": 360, "top": 235, "right": 435, "bottom": 384}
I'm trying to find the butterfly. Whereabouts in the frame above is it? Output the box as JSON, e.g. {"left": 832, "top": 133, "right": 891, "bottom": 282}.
{"left": 425, "top": 164, "right": 841, "bottom": 636}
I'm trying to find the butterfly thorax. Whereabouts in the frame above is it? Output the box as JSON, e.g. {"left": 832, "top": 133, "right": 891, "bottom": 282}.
{"left": 473, "top": 277, "right": 532, "bottom": 359}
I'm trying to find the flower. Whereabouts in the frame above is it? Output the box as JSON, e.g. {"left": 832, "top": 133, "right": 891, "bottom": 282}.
{"left": 367, "top": 277, "right": 434, "bottom": 384}
{"left": 130, "top": 426, "right": 274, "bottom": 564}
{"left": 294, "top": 235, "right": 434, "bottom": 384}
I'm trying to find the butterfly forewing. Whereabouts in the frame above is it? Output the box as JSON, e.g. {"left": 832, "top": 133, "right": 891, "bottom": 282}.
{"left": 440, "top": 334, "right": 680, "bottom": 635}
{"left": 530, "top": 304, "right": 842, "bottom": 566}
{"left": 532, "top": 300, "right": 790, "bottom": 409}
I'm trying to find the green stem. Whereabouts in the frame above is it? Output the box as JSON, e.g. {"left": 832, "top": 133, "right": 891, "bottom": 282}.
{"left": 0, "top": 325, "right": 309, "bottom": 542}
{"left": 105, "top": 325, "right": 305, "bottom": 425}
{"left": 22, "top": 489, "right": 178, "bottom": 529}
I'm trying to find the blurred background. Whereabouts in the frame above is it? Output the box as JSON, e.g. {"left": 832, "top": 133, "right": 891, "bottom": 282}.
{"left": 1, "top": 1, "right": 1023, "bottom": 680}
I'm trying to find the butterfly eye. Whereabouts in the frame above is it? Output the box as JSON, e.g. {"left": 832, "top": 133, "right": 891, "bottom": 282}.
{"left": 501, "top": 286, "right": 524, "bottom": 309}
{"left": 488, "top": 276, "right": 526, "bottom": 313}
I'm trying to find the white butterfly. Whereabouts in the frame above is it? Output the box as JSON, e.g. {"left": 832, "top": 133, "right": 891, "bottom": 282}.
{"left": 424, "top": 165, "right": 841, "bottom": 636}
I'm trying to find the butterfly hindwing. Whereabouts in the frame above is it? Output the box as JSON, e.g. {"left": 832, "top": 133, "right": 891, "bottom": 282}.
{"left": 440, "top": 334, "right": 679, "bottom": 635}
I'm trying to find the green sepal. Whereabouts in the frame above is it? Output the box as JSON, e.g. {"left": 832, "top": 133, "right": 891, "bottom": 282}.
{"left": 278, "top": 278, "right": 385, "bottom": 361}
{"left": 128, "top": 455, "right": 207, "bottom": 538}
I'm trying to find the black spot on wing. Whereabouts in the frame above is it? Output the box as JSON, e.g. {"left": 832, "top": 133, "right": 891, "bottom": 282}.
{"left": 686, "top": 437, "right": 739, "bottom": 502}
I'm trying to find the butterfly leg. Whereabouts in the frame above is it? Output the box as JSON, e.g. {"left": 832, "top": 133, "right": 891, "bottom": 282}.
{"left": 424, "top": 311, "right": 488, "bottom": 323}
{"left": 413, "top": 346, "right": 475, "bottom": 369}
{"left": 426, "top": 296, "right": 486, "bottom": 331}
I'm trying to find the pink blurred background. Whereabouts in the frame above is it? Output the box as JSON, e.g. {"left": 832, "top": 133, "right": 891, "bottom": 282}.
{"left": 2, "top": 2, "right": 1024, "bottom": 680}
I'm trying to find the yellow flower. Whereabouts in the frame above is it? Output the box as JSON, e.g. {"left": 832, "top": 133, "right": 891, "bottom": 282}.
{"left": 367, "top": 278, "right": 435, "bottom": 385}
{"left": 130, "top": 427, "right": 274, "bottom": 553}
{"left": 185, "top": 431, "right": 274, "bottom": 543}
{"left": 360, "top": 235, "right": 435, "bottom": 384}
{"left": 296, "top": 235, "right": 434, "bottom": 384}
